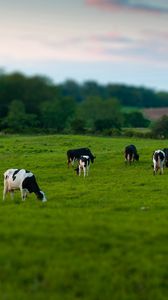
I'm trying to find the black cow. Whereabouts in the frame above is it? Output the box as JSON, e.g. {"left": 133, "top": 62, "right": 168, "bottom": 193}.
{"left": 67, "top": 147, "right": 96, "bottom": 167}
{"left": 163, "top": 148, "right": 168, "bottom": 167}
{"left": 124, "top": 144, "right": 139, "bottom": 164}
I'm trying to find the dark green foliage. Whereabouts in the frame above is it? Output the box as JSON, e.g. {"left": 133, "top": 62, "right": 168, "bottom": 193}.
{"left": 59, "top": 79, "right": 83, "bottom": 102}
{"left": 123, "top": 111, "right": 150, "bottom": 128}
{"left": 1, "top": 100, "right": 39, "bottom": 132}
{"left": 106, "top": 84, "right": 161, "bottom": 107}
{"left": 94, "top": 118, "right": 120, "bottom": 131}
{"left": 151, "top": 115, "right": 168, "bottom": 138}
{"left": 77, "top": 97, "right": 123, "bottom": 130}
{"left": 69, "top": 118, "right": 86, "bottom": 134}
{"left": 0, "top": 72, "right": 57, "bottom": 117}
{"left": 1, "top": 70, "right": 168, "bottom": 133}
{"left": 156, "top": 91, "right": 168, "bottom": 107}
{"left": 40, "top": 96, "right": 76, "bottom": 131}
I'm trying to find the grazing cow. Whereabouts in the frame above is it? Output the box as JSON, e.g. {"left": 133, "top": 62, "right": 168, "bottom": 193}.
{"left": 67, "top": 147, "right": 96, "bottom": 167}
{"left": 3, "top": 169, "right": 47, "bottom": 202}
{"left": 152, "top": 150, "right": 165, "bottom": 175}
{"left": 163, "top": 148, "right": 168, "bottom": 167}
{"left": 124, "top": 144, "right": 139, "bottom": 164}
{"left": 153, "top": 150, "right": 165, "bottom": 175}
{"left": 75, "top": 155, "right": 91, "bottom": 177}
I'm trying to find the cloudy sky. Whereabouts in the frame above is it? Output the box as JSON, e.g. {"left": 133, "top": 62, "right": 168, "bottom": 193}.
{"left": 0, "top": 0, "right": 168, "bottom": 91}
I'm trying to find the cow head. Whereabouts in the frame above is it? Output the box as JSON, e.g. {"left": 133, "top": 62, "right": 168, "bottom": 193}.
{"left": 36, "top": 190, "right": 47, "bottom": 202}
{"left": 91, "top": 156, "right": 96, "bottom": 163}
{"left": 134, "top": 153, "right": 139, "bottom": 161}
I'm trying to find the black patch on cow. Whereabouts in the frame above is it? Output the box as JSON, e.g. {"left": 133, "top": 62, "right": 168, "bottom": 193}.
{"left": 163, "top": 148, "right": 168, "bottom": 167}
{"left": 22, "top": 175, "right": 44, "bottom": 200}
{"left": 154, "top": 151, "right": 165, "bottom": 162}
{"left": 154, "top": 152, "right": 158, "bottom": 162}
{"left": 22, "top": 175, "right": 40, "bottom": 193}
{"left": 12, "top": 169, "right": 20, "bottom": 181}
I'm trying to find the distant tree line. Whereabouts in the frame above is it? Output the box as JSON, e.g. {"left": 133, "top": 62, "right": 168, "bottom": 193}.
{"left": 0, "top": 71, "right": 168, "bottom": 135}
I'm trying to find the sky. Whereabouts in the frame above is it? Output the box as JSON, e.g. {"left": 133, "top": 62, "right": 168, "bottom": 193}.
{"left": 0, "top": 0, "right": 168, "bottom": 91}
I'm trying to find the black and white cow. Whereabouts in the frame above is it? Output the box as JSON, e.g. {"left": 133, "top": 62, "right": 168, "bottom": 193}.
{"left": 67, "top": 147, "right": 96, "bottom": 167}
{"left": 3, "top": 169, "right": 47, "bottom": 202}
{"left": 124, "top": 144, "right": 139, "bottom": 164}
{"left": 153, "top": 150, "right": 165, "bottom": 175}
{"left": 163, "top": 148, "right": 168, "bottom": 167}
{"left": 75, "top": 155, "right": 91, "bottom": 177}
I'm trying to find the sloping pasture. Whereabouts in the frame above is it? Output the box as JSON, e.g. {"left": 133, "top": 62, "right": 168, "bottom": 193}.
{"left": 0, "top": 134, "right": 167, "bottom": 300}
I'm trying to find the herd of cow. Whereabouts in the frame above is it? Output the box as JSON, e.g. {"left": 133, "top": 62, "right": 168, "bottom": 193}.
{"left": 124, "top": 144, "right": 168, "bottom": 176}
{"left": 2, "top": 144, "right": 168, "bottom": 203}
{"left": 67, "top": 145, "right": 168, "bottom": 176}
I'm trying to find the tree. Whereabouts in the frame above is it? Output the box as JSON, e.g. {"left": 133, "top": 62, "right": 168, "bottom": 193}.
{"left": 151, "top": 115, "right": 168, "bottom": 138}
{"left": 69, "top": 118, "right": 86, "bottom": 134}
{"left": 0, "top": 72, "right": 58, "bottom": 118}
{"left": 82, "top": 81, "right": 105, "bottom": 99}
{"left": 59, "top": 80, "right": 82, "bottom": 102}
{"left": 1, "top": 100, "right": 39, "bottom": 132}
{"left": 40, "top": 97, "right": 76, "bottom": 131}
{"left": 77, "top": 97, "right": 123, "bottom": 129}
{"left": 94, "top": 119, "right": 119, "bottom": 131}
{"left": 123, "top": 111, "right": 150, "bottom": 128}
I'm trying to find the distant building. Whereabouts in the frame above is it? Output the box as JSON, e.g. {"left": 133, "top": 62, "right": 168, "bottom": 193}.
{"left": 143, "top": 108, "right": 168, "bottom": 121}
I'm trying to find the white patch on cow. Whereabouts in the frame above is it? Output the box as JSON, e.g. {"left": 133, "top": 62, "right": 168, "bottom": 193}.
{"left": 40, "top": 191, "right": 47, "bottom": 202}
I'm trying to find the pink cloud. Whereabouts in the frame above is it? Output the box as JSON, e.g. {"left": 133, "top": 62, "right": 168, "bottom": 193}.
{"left": 86, "top": 0, "right": 168, "bottom": 14}
{"left": 86, "top": 0, "right": 121, "bottom": 12}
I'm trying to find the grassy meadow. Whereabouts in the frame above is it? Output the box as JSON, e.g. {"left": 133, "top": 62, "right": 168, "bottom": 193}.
{"left": 0, "top": 134, "right": 167, "bottom": 300}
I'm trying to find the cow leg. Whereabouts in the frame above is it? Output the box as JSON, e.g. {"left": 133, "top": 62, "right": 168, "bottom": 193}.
{"left": 86, "top": 165, "right": 90, "bottom": 176}
{"left": 125, "top": 153, "right": 128, "bottom": 163}
{"left": 160, "top": 164, "right": 164, "bottom": 175}
{"left": 20, "top": 189, "right": 27, "bottom": 201}
{"left": 67, "top": 158, "right": 71, "bottom": 168}
{"left": 130, "top": 154, "right": 133, "bottom": 164}
{"left": 72, "top": 158, "right": 76, "bottom": 166}
{"left": 3, "top": 180, "right": 9, "bottom": 201}
{"left": 10, "top": 191, "right": 14, "bottom": 200}
{"left": 3, "top": 186, "right": 7, "bottom": 201}
{"left": 153, "top": 167, "right": 157, "bottom": 175}
{"left": 153, "top": 161, "right": 157, "bottom": 175}
{"left": 83, "top": 167, "right": 86, "bottom": 177}
{"left": 127, "top": 154, "right": 131, "bottom": 164}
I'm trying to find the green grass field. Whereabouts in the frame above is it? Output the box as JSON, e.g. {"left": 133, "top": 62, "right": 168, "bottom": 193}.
{"left": 0, "top": 134, "right": 167, "bottom": 300}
